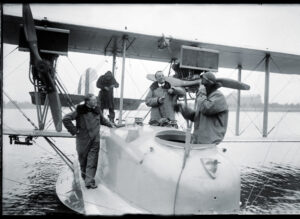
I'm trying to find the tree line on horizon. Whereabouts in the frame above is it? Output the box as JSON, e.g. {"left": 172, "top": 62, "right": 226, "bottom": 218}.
{"left": 3, "top": 95, "right": 300, "bottom": 111}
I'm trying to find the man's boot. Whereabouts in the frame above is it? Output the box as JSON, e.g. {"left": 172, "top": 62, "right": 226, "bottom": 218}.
{"left": 108, "top": 115, "right": 115, "bottom": 124}
{"left": 109, "top": 118, "right": 114, "bottom": 124}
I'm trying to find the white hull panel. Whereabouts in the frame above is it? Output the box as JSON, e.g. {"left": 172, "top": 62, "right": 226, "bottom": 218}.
{"left": 57, "top": 125, "right": 240, "bottom": 215}
{"left": 97, "top": 125, "right": 240, "bottom": 214}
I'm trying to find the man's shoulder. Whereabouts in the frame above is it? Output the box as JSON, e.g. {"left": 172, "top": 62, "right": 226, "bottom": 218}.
{"left": 76, "top": 104, "right": 87, "bottom": 114}
{"left": 98, "top": 75, "right": 105, "bottom": 80}
{"left": 94, "top": 106, "right": 101, "bottom": 114}
{"left": 210, "top": 90, "right": 228, "bottom": 107}
{"left": 210, "top": 89, "right": 225, "bottom": 98}
{"left": 150, "top": 81, "right": 159, "bottom": 90}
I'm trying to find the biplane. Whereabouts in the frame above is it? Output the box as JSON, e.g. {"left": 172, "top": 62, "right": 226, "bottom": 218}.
{"left": 3, "top": 4, "right": 300, "bottom": 215}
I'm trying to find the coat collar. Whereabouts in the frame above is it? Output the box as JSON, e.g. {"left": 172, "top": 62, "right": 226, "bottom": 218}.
{"left": 77, "top": 104, "right": 100, "bottom": 115}
{"left": 206, "top": 83, "right": 221, "bottom": 96}
{"left": 150, "top": 81, "right": 171, "bottom": 90}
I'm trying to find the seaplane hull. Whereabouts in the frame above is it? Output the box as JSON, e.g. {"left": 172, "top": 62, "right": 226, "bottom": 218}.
{"left": 56, "top": 166, "right": 85, "bottom": 214}
{"left": 57, "top": 125, "right": 240, "bottom": 215}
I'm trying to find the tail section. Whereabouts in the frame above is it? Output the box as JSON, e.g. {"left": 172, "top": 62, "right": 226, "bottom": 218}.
{"left": 77, "top": 68, "right": 98, "bottom": 95}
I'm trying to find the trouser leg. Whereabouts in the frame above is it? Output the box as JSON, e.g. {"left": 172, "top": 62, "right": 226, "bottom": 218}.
{"left": 77, "top": 148, "right": 89, "bottom": 180}
{"left": 97, "top": 95, "right": 101, "bottom": 107}
{"left": 108, "top": 108, "right": 115, "bottom": 122}
{"left": 85, "top": 141, "right": 100, "bottom": 186}
{"left": 100, "top": 106, "right": 104, "bottom": 114}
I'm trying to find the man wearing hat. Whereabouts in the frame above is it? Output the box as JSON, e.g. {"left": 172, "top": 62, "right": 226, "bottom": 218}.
{"left": 178, "top": 72, "right": 228, "bottom": 144}
{"left": 96, "top": 71, "right": 119, "bottom": 123}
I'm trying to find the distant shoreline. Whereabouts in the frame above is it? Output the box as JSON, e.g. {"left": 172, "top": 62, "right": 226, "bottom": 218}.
{"left": 3, "top": 99, "right": 300, "bottom": 112}
{"left": 4, "top": 106, "right": 35, "bottom": 109}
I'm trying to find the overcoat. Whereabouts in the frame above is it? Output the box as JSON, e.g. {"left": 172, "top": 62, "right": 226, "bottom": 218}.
{"left": 97, "top": 72, "right": 119, "bottom": 109}
{"left": 181, "top": 88, "right": 228, "bottom": 144}
{"left": 62, "top": 104, "right": 112, "bottom": 152}
{"left": 145, "top": 81, "right": 185, "bottom": 122}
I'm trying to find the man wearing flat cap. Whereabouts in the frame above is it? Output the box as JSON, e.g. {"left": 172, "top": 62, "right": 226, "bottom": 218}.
{"left": 178, "top": 72, "right": 228, "bottom": 144}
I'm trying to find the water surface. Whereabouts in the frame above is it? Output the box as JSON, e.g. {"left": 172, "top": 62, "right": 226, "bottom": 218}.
{"left": 2, "top": 109, "right": 300, "bottom": 214}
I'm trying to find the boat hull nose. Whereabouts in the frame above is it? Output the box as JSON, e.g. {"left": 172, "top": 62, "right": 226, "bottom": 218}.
{"left": 56, "top": 166, "right": 85, "bottom": 214}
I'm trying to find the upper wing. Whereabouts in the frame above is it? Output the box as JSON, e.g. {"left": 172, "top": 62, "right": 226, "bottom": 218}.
{"left": 3, "top": 14, "right": 300, "bottom": 75}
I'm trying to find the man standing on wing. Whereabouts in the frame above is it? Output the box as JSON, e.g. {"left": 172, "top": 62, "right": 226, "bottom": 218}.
{"left": 62, "top": 94, "right": 115, "bottom": 189}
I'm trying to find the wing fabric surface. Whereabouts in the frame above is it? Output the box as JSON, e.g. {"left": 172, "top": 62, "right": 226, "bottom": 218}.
{"left": 3, "top": 14, "right": 300, "bottom": 75}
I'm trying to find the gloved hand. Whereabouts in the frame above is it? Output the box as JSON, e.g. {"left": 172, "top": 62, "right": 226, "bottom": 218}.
{"left": 70, "top": 128, "right": 78, "bottom": 136}
{"left": 168, "top": 88, "right": 174, "bottom": 95}
{"left": 158, "top": 96, "right": 165, "bottom": 104}
{"left": 180, "top": 105, "right": 195, "bottom": 121}
{"left": 174, "top": 103, "right": 183, "bottom": 113}
{"left": 198, "top": 84, "right": 207, "bottom": 96}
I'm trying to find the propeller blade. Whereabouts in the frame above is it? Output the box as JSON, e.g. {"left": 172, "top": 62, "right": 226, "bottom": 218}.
{"left": 146, "top": 74, "right": 201, "bottom": 87}
{"left": 22, "top": 4, "right": 42, "bottom": 62}
{"left": 217, "top": 78, "right": 250, "bottom": 90}
{"left": 146, "top": 74, "right": 250, "bottom": 90}
{"left": 48, "top": 91, "right": 62, "bottom": 132}
{"left": 22, "top": 4, "right": 62, "bottom": 132}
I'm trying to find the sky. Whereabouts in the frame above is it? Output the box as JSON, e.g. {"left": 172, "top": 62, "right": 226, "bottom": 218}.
{"left": 3, "top": 4, "right": 300, "bottom": 104}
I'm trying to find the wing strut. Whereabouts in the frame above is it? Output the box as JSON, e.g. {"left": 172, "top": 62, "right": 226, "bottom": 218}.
{"left": 263, "top": 54, "right": 271, "bottom": 137}
{"left": 235, "top": 65, "right": 242, "bottom": 136}
{"left": 118, "top": 35, "right": 128, "bottom": 125}
{"left": 112, "top": 38, "right": 117, "bottom": 77}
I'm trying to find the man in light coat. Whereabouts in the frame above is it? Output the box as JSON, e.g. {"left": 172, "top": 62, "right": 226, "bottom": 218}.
{"left": 145, "top": 71, "right": 186, "bottom": 127}
{"left": 178, "top": 72, "right": 228, "bottom": 144}
{"left": 62, "top": 94, "right": 114, "bottom": 189}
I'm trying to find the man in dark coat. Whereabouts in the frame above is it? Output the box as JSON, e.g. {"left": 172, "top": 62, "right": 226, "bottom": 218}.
{"left": 96, "top": 71, "right": 119, "bottom": 123}
{"left": 145, "top": 70, "right": 185, "bottom": 127}
{"left": 62, "top": 94, "right": 114, "bottom": 189}
{"left": 178, "top": 72, "right": 228, "bottom": 144}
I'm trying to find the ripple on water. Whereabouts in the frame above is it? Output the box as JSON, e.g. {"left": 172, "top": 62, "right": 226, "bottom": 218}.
{"left": 240, "top": 163, "right": 300, "bottom": 214}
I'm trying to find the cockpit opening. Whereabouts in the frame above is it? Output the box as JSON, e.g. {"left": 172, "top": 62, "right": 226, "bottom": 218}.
{"left": 155, "top": 130, "right": 216, "bottom": 150}
{"left": 156, "top": 130, "right": 186, "bottom": 143}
